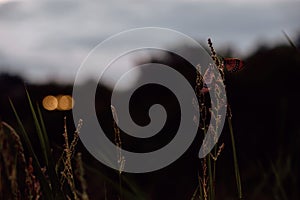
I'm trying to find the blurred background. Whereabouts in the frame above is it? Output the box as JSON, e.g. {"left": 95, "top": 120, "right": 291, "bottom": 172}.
{"left": 1, "top": 0, "right": 300, "bottom": 199}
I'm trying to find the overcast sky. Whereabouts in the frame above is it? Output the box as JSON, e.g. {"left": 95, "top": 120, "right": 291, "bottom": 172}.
{"left": 0, "top": 0, "right": 299, "bottom": 84}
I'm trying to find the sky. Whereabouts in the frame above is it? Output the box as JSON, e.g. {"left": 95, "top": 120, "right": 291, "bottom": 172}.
{"left": 0, "top": 0, "right": 299, "bottom": 85}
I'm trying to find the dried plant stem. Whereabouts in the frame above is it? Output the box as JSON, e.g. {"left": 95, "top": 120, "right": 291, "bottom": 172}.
{"left": 203, "top": 158, "right": 209, "bottom": 200}
{"left": 0, "top": 121, "right": 27, "bottom": 199}
{"left": 208, "top": 38, "right": 243, "bottom": 199}
{"left": 197, "top": 172, "right": 204, "bottom": 200}
{"left": 201, "top": 114, "right": 214, "bottom": 200}
{"left": 60, "top": 117, "right": 82, "bottom": 200}
{"left": 75, "top": 153, "right": 89, "bottom": 200}
{"left": 208, "top": 38, "right": 220, "bottom": 68}
{"left": 111, "top": 105, "right": 125, "bottom": 200}
{"left": 194, "top": 63, "right": 217, "bottom": 200}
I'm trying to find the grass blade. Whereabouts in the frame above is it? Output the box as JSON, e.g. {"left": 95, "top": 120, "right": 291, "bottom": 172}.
{"left": 270, "top": 160, "right": 288, "bottom": 200}
{"left": 36, "top": 103, "right": 65, "bottom": 200}
{"left": 207, "top": 155, "right": 214, "bottom": 200}
{"left": 228, "top": 117, "right": 243, "bottom": 199}
{"left": 9, "top": 99, "right": 54, "bottom": 200}
{"left": 25, "top": 90, "right": 48, "bottom": 166}
{"left": 282, "top": 30, "right": 300, "bottom": 55}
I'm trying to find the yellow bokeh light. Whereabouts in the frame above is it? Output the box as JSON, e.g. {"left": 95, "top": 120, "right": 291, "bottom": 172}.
{"left": 57, "top": 95, "right": 74, "bottom": 110}
{"left": 42, "top": 95, "right": 74, "bottom": 111}
{"left": 42, "top": 95, "right": 58, "bottom": 111}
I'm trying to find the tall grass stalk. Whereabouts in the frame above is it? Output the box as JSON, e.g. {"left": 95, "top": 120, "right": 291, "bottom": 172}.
{"left": 227, "top": 111, "right": 243, "bottom": 199}
{"left": 8, "top": 90, "right": 90, "bottom": 200}
{"left": 208, "top": 38, "right": 243, "bottom": 199}
{"left": 111, "top": 105, "right": 125, "bottom": 200}
{"left": 9, "top": 98, "right": 55, "bottom": 200}
{"left": 282, "top": 30, "right": 300, "bottom": 54}
{"left": 25, "top": 90, "right": 64, "bottom": 199}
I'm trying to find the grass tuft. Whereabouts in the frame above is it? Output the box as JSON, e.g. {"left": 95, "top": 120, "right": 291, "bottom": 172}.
{"left": 6, "top": 90, "right": 89, "bottom": 200}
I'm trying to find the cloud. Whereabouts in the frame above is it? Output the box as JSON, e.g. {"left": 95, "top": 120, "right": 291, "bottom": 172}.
{"left": 0, "top": 0, "right": 299, "bottom": 84}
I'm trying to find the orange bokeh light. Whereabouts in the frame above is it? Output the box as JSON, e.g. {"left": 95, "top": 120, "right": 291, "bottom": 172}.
{"left": 42, "top": 95, "right": 74, "bottom": 111}
{"left": 57, "top": 95, "right": 74, "bottom": 110}
{"left": 42, "top": 95, "right": 58, "bottom": 111}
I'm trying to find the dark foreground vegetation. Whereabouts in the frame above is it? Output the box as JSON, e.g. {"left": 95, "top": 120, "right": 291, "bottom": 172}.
{"left": 1, "top": 38, "right": 300, "bottom": 199}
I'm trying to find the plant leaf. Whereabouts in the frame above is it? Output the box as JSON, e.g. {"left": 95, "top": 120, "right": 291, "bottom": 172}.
{"left": 9, "top": 99, "right": 54, "bottom": 200}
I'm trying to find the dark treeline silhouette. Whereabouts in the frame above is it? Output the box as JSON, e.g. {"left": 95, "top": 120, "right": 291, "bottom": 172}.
{"left": 0, "top": 39, "right": 300, "bottom": 199}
